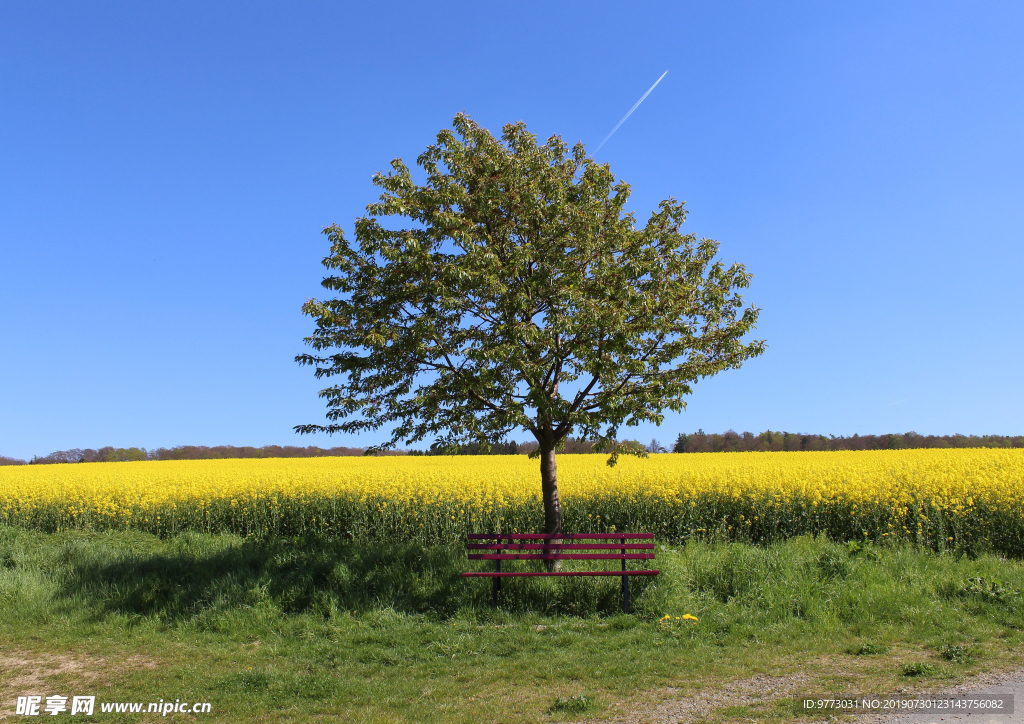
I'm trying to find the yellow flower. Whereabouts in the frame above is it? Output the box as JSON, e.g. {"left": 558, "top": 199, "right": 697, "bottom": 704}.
{"left": 0, "top": 450, "right": 1020, "bottom": 554}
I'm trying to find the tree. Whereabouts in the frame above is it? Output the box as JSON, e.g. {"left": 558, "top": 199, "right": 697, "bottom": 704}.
{"left": 646, "top": 439, "right": 667, "bottom": 453}
{"left": 296, "top": 114, "right": 765, "bottom": 537}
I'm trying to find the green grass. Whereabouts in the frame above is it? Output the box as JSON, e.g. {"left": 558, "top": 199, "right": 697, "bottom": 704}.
{"left": 1, "top": 527, "right": 1023, "bottom": 722}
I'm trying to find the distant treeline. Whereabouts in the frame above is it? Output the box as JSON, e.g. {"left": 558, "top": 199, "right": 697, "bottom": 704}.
{"left": 671, "top": 430, "right": 1024, "bottom": 453}
{"left": 408, "top": 439, "right": 598, "bottom": 455}
{"left": 408, "top": 441, "right": 523, "bottom": 456}
{"left": 11, "top": 439, "right": 598, "bottom": 464}
{"left": 3, "top": 432, "right": 1021, "bottom": 466}
{"left": 16, "top": 445, "right": 401, "bottom": 465}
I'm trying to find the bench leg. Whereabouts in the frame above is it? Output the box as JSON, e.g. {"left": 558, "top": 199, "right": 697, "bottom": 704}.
{"left": 621, "top": 537, "right": 630, "bottom": 614}
{"left": 493, "top": 557, "right": 501, "bottom": 608}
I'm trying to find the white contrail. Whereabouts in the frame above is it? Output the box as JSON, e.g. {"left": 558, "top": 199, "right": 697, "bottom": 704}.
{"left": 595, "top": 70, "right": 668, "bottom": 151}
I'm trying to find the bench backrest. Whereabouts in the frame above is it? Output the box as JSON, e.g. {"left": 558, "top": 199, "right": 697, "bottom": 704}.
{"left": 467, "top": 533, "right": 655, "bottom": 561}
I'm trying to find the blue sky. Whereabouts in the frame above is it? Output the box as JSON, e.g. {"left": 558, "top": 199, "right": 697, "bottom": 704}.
{"left": 2, "top": 1, "right": 1022, "bottom": 459}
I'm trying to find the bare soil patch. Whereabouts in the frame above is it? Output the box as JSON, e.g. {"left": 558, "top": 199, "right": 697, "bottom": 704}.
{"left": 0, "top": 650, "right": 158, "bottom": 720}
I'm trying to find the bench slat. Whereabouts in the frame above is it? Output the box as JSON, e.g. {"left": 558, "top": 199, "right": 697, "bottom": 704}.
{"left": 468, "top": 543, "right": 655, "bottom": 551}
{"left": 468, "top": 553, "right": 655, "bottom": 561}
{"left": 468, "top": 533, "right": 653, "bottom": 540}
{"left": 462, "top": 570, "right": 660, "bottom": 577}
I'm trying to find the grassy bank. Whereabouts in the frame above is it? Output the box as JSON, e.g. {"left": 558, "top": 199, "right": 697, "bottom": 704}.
{"left": 1, "top": 527, "right": 1023, "bottom": 722}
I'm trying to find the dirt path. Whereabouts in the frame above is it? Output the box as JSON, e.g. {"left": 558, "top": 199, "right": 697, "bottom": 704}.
{"left": 587, "top": 667, "right": 1024, "bottom": 724}
{"left": 596, "top": 672, "right": 812, "bottom": 723}
{"left": 864, "top": 671, "right": 1024, "bottom": 724}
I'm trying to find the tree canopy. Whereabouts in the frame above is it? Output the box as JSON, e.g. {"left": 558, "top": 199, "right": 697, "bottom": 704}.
{"left": 297, "top": 114, "right": 764, "bottom": 533}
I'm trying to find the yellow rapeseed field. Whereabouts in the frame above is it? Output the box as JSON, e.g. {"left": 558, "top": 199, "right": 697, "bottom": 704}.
{"left": 1, "top": 449, "right": 1022, "bottom": 554}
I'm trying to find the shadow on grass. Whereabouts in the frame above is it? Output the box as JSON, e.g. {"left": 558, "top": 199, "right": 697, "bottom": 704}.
{"left": 55, "top": 533, "right": 651, "bottom": 623}
{"left": 1, "top": 524, "right": 1019, "bottom": 640}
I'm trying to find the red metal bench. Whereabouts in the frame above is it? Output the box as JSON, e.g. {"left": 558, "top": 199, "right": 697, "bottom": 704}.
{"left": 462, "top": 533, "right": 659, "bottom": 613}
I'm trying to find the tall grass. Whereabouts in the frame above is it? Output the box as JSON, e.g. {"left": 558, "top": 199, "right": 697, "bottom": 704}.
{"left": 2, "top": 526, "right": 1022, "bottom": 631}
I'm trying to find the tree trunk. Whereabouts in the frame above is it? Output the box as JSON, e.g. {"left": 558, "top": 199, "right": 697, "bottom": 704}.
{"left": 539, "top": 443, "right": 562, "bottom": 571}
